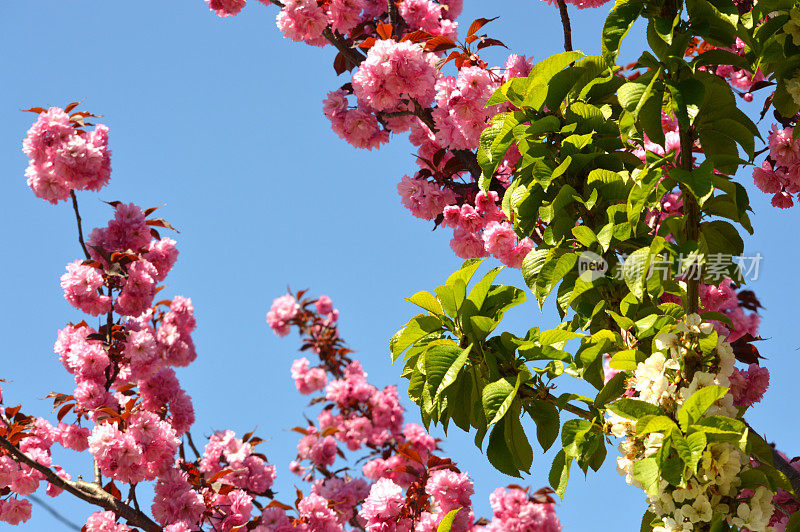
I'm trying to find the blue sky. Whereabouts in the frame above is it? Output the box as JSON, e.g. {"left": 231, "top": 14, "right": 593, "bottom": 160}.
{"left": 2, "top": 1, "right": 799, "bottom": 530}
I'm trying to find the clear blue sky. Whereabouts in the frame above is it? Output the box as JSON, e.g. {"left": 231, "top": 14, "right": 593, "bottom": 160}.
{"left": 2, "top": 1, "right": 798, "bottom": 530}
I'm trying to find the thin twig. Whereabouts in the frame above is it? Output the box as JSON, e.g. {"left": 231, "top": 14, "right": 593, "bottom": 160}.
{"left": 555, "top": 0, "right": 573, "bottom": 52}
{"left": 0, "top": 435, "right": 160, "bottom": 531}
{"left": 186, "top": 431, "right": 202, "bottom": 461}
{"left": 70, "top": 190, "right": 91, "bottom": 260}
{"left": 28, "top": 494, "right": 81, "bottom": 531}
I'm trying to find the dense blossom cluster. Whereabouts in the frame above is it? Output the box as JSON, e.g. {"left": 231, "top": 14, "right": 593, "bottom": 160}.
{"left": 607, "top": 315, "right": 786, "bottom": 531}
{"left": 752, "top": 125, "right": 800, "bottom": 208}
{"left": 22, "top": 106, "right": 111, "bottom": 204}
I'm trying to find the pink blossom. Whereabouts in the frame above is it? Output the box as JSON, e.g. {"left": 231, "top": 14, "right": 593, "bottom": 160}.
{"left": 143, "top": 237, "right": 179, "bottom": 281}
{"left": 729, "top": 364, "right": 770, "bottom": 407}
{"left": 206, "top": 0, "right": 247, "bottom": 17}
{"left": 84, "top": 510, "right": 132, "bottom": 531}
{"left": 450, "top": 228, "right": 489, "bottom": 259}
{"left": 291, "top": 357, "right": 329, "bottom": 394}
{"left": 267, "top": 294, "right": 300, "bottom": 336}
{"left": 484, "top": 487, "right": 561, "bottom": 531}
{"left": 276, "top": 0, "right": 329, "bottom": 47}
{"left": 297, "top": 493, "right": 343, "bottom": 531}
{"left": 352, "top": 39, "right": 438, "bottom": 112}
{"left": 60, "top": 260, "right": 112, "bottom": 316}
{"left": 360, "top": 478, "right": 408, "bottom": 531}
{"left": 115, "top": 259, "right": 159, "bottom": 317}
{"left": 0, "top": 498, "right": 32, "bottom": 526}
{"left": 328, "top": 0, "right": 364, "bottom": 34}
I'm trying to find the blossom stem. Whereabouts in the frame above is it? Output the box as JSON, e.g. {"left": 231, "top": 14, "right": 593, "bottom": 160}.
{"left": 70, "top": 190, "right": 91, "bottom": 260}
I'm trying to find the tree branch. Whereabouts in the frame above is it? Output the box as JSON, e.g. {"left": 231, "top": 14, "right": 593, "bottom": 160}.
{"left": 70, "top": 190, "right": 91, "bottom": 260}
{"left": 555, "top": 0, "right": 573, "bottom": 52}
{"left": 0, "top": 436, "right": 161, "bottom": 531}
{"left": 678, "top": 126, "right": 700, "bottom": 314}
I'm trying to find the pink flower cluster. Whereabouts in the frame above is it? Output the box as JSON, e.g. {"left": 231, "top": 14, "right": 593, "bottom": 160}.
{"left": 88, "top": 411, "right": 179, "bottom": 484}
{"left": 442, "top": 190, "right": 533, "bottom": 268}
{"left": 546, "top": 0, "right": 612, "bottom": 9}
{"left": 60, "top": 260, "right": 112, "bottom": 316}
{"left": 752, "top": 125, "right": 800, "bottom": 208}
{"left": 200, "top": 430, "right": 278, "bottom": 494}
{"left": 729, "top": 363, "right": 770, "bottom": 407}
{"left": 323, "top": 89, "right": 390, "bottom": 150}
{"left": 699, "top": 279, "right": 760, "bottom": 343}
{"left": 266, "top": 294, "right": 301, "bottom": 336}
{"left": 352, "top": 40, "right": 438, "bottom": 112}
{"left": 477, "top": 487, "right": 561, "bottom": 531}
{"left": 85, "top": 510, "right": 132, "bottom": 531}
{"left": 22, "top": 107, "right": 111, "bottom": 204}
{"left": 205, "top": 0, "right": 248, "bottom": 17}
{"left": 398, "top": 175, "right": 457, "bottom": 220}
{"left": 291, "top": 357, "right": 328, "bottom": 394}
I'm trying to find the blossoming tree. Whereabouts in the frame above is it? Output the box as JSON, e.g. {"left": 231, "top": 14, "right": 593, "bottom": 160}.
{"left": 2, "top": 0, "right": 800, "bottom": 530}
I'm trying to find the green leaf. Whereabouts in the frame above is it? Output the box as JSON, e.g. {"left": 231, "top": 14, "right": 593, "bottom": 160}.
{"left": 602, "top": 0, "right": 644, "bottom": 64}
{"left": 437, "top": 508, "right": 463, "bottom": 532}
{"left": 535, "top": 252, "right": 579, "bottom": 307}
{"left": 539, "top": 329, "right": 585, "bottom": 347}
{"left": 572, "top": 226, "right": 598, "bottom": 247}
{"left": 632, "top": 457, "right": 660, "bottom": 495}
{"left": 561, "top": 419, "right": 598, "bottom": 465}
{"left": 482, "top": 376, "right": 520, "bottom": 426}
{"left": 426, "top": 343, "right": 473, "bottom": 401}
{"left": 469, "top": 316, "right": 498, "bottom": 340}
{"left": 624, "top": 247, "right": 653, "bottom": 301}
{"left": 636, "top": 415, "right": 679, "bottom": 435}
{"left": 465, "top": 266, "right": 504, "bottom": 315}
{"left": 523, "top": 51, "right": 587, "bottom": 110}
{"left": 595, "top": 371, "right": 628, "bottom": 408}
{"left": 608, "top": 398, "right": 663, "bottom": 419}
{"left": 671, "top": 161, "right": 714, "bottom": 206}
{"left": 549, "top": 450, "right": 572, "bottom": 500}
{"left": 390, "top": 315, "right": 444, "bottom": 361}
{"left": 527, "top": 399, "right": 560, "bottom": 451}
{"left": 700, "top": 220, "right": 744, "bottom": 256}
{"left": 672, "top": 431, "right": 707, "bottom": 474}
{"left": 676, "top": 385, "right": 728, "bottom": 431}
{"left": 407, "top": 291, "right": 444, "bottom": 316}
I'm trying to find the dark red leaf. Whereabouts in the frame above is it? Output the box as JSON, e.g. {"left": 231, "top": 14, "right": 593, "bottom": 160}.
{"left": 145, "top": 218, "right": 179, "bottom": 232}
{"left": 401, "top": 30, "right": 432, "bottom": 43}
{"left": 104, "top": 481, "right": 121, "bottom": 500}
{"left": 57, "top": 403, "right": 74, "bottom": 422}
{"left": 467, "top": 17, "right": 499, "bottom": 38}
{"left": 476, "top": 38, "right": 508, "bottom": 51}
{"left": 424, "top": 36, "right": 457, "bottom": 53}
{"left": 333, "top": 52, "right": 348, "bottom": 75}
{"left": 21, "top": 107, "right": 47, "bottom": 114}
{"left": 64, "top": 102, "right": 80, "bottom": 113}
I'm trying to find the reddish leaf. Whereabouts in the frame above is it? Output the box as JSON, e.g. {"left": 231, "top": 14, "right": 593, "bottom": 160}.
{"left": 358, "top": 37, "right": 377, "bottom": 50}
{"left": 21, "top": 107, "right": 47, "bottom": 114}
{"left": 104, "top": 481, "right": 121, "bottom": 500}
{"left": 57, "top": 403, "right": 74, "bottom": 422}
{"left": 376, "top": 22, "right": 393, "bottom": 40}
{"left": 144, "top": 206, "right": 161, "bottom": 217}
{"left": 208, "top": 468, "right": 233, "bottom": 483}
{"left": 401, "top": 30, "right": 433, "bottom": 43}
{"left": 64, "top": 102, "right": 80, "bottom": 113}
{"left": 424, "top": 36, "right": 457, "bottom": 53}
{"left": 242, "top": 427, "right": 257, "bottom": 442}
{"left": 476, "top": 38, "right": 508, "bottom": 51}
{"left": 333, "top": 52, "right": 348, "bottom": 75}
{"left": 320, "top": 426, "right": 339, "bottom": 437}
{"left": 145, "top": 218, "right": 179, "bottom": 232}
{"left": 290, "top": 426, "right": 309, "bottom": 436}
{"left": 266, "top": 500, "right": 294, "bottom": 511}
{"left": 467, "top": 17, "right": 499, "bottom": 38}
